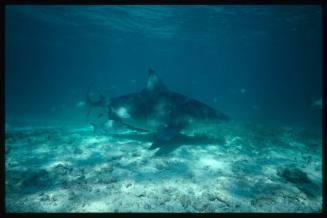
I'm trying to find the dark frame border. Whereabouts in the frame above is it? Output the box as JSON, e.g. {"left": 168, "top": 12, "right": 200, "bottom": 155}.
{"left": 1, "top": 0, "right": 326, "bottom": 217}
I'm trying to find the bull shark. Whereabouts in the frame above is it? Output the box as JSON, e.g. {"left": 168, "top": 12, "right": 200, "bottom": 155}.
{"left": 86, "top": 69, "right": 230, "bottom": 149}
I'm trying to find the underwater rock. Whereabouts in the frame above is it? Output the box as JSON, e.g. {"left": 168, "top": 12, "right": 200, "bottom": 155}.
{"left": 277, "top": 166, "right": 311, "bottom": 185}
{"left": 277, "top": 166, "right": 321, "bottom": 199}
{"left": 297, "top": 182, "right": 321, "bottom": 199}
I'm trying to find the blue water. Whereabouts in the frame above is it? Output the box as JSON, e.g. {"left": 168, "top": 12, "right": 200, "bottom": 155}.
{"left": 5, "top": 5, "right": 323, "bottom": 212}
{"left": 5, "top": 5, "right": 322, "bottom": 127}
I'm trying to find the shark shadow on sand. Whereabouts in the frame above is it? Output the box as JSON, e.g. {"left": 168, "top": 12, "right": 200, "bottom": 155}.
{"left": 109, "top": 132, "right": 226, "bottom": 156}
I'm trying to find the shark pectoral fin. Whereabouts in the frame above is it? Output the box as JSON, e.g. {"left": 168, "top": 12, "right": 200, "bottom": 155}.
{"left": 149, "top": 124, "right": 183, "bottom": 149}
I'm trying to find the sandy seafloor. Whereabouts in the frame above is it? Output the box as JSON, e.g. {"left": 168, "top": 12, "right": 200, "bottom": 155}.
{"left": 5, "top": 121, "right": 322, "bottom": 213}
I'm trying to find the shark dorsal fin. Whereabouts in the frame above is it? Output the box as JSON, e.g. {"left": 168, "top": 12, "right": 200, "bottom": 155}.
{"left": 146, "top": 69, "right": 167, "bottom": 92}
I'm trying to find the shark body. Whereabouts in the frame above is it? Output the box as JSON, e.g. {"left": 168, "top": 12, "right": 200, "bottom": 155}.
{"left": 87, "top": 69, "right": 230, "bottom": 148}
